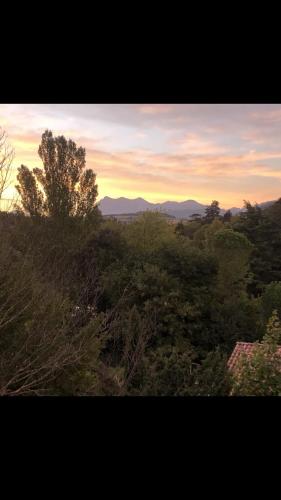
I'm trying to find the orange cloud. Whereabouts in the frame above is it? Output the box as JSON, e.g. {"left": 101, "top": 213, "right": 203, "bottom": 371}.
{"left": 3, "top": 105, "right": 281, "bottom": 210}
{"left": 173, "top": 132, "right": 228, "bottom": 155}
{"left": 5, "top": 137, "right": 281, "bottom": 209}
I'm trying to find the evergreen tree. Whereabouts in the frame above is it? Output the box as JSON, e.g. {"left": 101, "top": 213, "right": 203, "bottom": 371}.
{"left": 233, "top": 199, "right": 281, "bottom": 295}
{"left": 204, "top": 200, "right": 220, "bottom": 223}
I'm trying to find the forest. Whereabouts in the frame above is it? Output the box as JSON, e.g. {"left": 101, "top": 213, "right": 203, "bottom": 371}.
{"left": 1, "top": 128, "right": 281, "bottom": 396}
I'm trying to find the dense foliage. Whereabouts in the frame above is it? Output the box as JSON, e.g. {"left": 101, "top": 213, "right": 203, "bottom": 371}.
{"left": 231, "top": 310, "right": 281, "bottom": 396}
{"left": 1, "top": 130, "right": 281, "bottom": 395}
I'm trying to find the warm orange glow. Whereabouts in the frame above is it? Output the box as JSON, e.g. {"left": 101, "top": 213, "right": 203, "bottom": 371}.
{"left": 2, "top": 104, "right": 281, "bottom": 210}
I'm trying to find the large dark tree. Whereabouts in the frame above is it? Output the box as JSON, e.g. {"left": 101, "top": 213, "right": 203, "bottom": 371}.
{"left": 233, "top": 199, "right": 281, "bottom": 295}
{"left": 204, "top": 200, "right": 220, "bottom": 223}
{"left": 16, "top": 130, "right": 99, "bottom": 219}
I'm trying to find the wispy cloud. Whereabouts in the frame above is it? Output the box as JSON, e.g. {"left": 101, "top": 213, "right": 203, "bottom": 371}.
{"left": 173, "top": 132, "right": 228, "bottom": 155}
{"left": 251, "top": 108, "right": 281, "bottom": 123}
{"left": 2, "top": 104, "right": 281, "bottom": 208}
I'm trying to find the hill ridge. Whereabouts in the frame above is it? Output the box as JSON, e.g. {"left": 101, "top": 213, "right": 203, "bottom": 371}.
{"left": 98, "top": 196, "right": 276, "bottom": 219}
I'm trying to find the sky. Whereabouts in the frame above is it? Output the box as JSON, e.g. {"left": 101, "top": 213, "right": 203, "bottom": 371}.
{"left": 1, "top": 103, "right": 281, "bottom": 208}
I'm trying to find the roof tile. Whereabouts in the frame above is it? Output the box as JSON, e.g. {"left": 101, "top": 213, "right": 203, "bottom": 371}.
{"left": 228, "top": 341, "right": 281, "bottom": 371}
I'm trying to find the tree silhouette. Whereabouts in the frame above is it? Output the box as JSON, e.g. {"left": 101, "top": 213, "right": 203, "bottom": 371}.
{"left": 16, "top": 130, "right": 98, "bottom": 218}
{"left": 16, "top": 165, "right": 44, "bottom": 217}
{"left": 204, "top": 200, "right": 220, "bottom": 223}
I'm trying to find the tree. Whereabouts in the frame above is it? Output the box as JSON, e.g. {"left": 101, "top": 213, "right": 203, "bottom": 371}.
{"left": 16, "top": 165, "right": 44, "bottom": 217}
{"left": 207, "top": 294, "right": 262, "bottom": 353}
{"left": 190, "top": 213, "right": 202, "bottom": 221}
{"left": 204, "top": 219, "right": 224, "bottom": 251}
{"left": 16, "top": 130, "right": 99, "bottom": 219}
{"left": 223, "top": 209, "right": 232, "bottom": 223}
{"left": 231, "top": 310, "right": 281, "bottom": 396}
{"left": 0, "top": 128, "right": 15, "bottom": 207}
{"left": 233, "top": 199, "right": 281, "bottom": 295}
{"left": 76, "top": 168, "right": 99, "bottom": 218}
{"left": 124, "top": 211, "right": 176, "bottom": 258}
{"left": 175, "top": 221, "right": 185, "bottom": 236}
{"left": 240, "top": 200, "right": 262, "bottom": 226}
{"left": 212, "top": 228, "right": 253, "bottom": 299}
{"left": 107, "top": 305, "right": 156, "bottom": 395}
{"left": 175, "top": 219, "right": 202, "bottom": 239}
{"left": 0, "top": 233, "right": 126, "bottom": 396}
{"left": 138, "top": 345, "right": 196, "bottom": 396}
{"left": 204, "top": 200, "right": 220, "bottom": 223}
{"left": 191, "top": 349, "right": 231, "bottom": 396}
{"left": 137, "top": 346, "right": 231, "bottom": 396}
{"left": 261, "top": 282, "right": 281, "bottom": 322}
{"left": 0, "top": 240, "right": 92, "bottom": 395}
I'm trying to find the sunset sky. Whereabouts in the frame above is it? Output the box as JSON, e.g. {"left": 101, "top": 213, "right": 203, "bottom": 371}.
{"left": 1, "top": 103, "right": 281, "bottom": 208}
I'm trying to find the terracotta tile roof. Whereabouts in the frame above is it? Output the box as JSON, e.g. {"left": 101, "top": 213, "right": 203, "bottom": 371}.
{"left": 228, "top": 341, "right": 281, "bottom": 371}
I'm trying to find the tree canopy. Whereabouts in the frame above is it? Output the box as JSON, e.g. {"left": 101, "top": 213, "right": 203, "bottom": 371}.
{"left": 16, "top": 130, "right": 99, "bottom": 219}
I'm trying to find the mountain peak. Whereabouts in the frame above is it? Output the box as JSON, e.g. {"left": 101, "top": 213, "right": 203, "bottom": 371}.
{"left": 99, "top": 196, "right": 210, "bottom": 218}
{"left": 98, "top": 196, "right": 276, "bottom": 219}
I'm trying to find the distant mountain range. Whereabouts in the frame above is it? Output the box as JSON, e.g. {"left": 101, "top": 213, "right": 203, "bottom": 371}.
{"left": 98, "top": 196, "right": 277, "bottom": 220}
{"left": 98, "top": 197, "right": 244, "bottom": 219}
